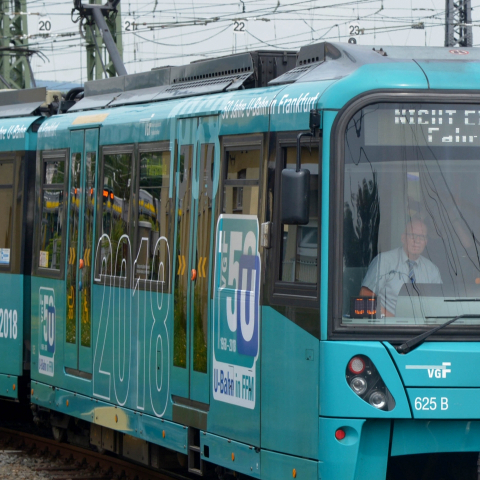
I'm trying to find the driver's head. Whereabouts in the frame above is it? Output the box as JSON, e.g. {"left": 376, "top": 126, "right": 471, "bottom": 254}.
{"left": 401, "top": 219, "right": 428, "bottom": 260}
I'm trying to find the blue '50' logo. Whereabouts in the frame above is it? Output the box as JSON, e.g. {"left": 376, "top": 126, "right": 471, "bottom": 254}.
{"left": 236, "top": 254, "right": 260, "bottom": 357}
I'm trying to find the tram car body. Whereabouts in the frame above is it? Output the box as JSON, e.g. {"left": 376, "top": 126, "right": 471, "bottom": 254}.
{"left": 0, "top": 89, "right": 48, "bottom": 401}
{"left": 1, "top": 42, "right": 480, "bottom": 479}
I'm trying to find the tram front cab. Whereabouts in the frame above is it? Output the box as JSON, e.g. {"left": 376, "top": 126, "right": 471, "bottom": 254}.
{"left": 319, "top": 92, "right": 480, "bottom": 479}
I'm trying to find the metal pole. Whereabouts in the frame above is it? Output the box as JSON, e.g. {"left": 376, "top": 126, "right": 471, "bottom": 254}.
{"left": 89, "top": 24, "right": 108, "bottom": 76}
{"left": 91, "top": 6, "right": 127, "bottom": 76}
{"left": 445, "top": 0, "right": 472, "bottom": 47}
{"left": 26, "top": 55, "right": 36, "bottom": 87}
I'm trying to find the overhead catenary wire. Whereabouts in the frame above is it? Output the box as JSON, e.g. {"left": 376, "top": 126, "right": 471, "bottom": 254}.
{"left": 22, "top": 0, "right": 480, "bottom": 85}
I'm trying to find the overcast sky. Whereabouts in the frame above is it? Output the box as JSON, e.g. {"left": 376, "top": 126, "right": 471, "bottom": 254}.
{"left": 23, "top": 0, "right": 480, "bottom": 87}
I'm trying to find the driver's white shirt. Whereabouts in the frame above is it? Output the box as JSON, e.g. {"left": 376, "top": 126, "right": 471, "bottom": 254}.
{"left": 361, "top": 247, "right": 442, "bottom": 315}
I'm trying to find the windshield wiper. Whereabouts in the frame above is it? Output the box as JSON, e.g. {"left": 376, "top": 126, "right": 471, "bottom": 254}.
{"left": 396, "top": 314, "right": 480, "bottom": 354}
{"left": 444, "top": 298, "right": 480, "bottom": 302}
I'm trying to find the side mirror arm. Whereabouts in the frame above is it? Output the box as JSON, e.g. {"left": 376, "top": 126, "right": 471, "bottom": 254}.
{"left": 296, "top": 131, "right": 313, "bottom": 172}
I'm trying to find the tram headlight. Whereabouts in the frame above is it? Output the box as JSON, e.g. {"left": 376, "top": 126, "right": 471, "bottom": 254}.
{"left": 348, "top": 356, "right": 366, "bottom": 375}
{"left": 345, "top": 354, "right": 395, "bottom": 411}
{"left": 349, "top": 376, "right": 368, "bottom": 395}
{"left": 369, "top": 390, "right": 387, "bottom": 410}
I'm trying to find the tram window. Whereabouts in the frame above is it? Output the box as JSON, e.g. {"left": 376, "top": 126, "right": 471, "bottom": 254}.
{"left": 66, "top": 152, "right": 81, "bottom": 344}
{"left": 38, "top": 155, "right": 66, "bottom": 271}
{"left": 223, "top": 148, "right": 260, "bottom": 215}
{"left": 339, "top": 102, "right": 480, "bottom": 326}
{"left": 81, "top": 152, "right": 96, "bottom": 348}
{"left": 0, "top": 162, "right": 13, "bottom": 185}
{"left": 0, "top": 160, "right": 14, "bottom": 267}
{"left": 279, "top": 146, "right": 319, "bottom": 285}
{"left": 136, "top": 149, "right": 170, "bottom": 283}
{"left": 99, "top": 151, "right": 133, "bottom": 278}
{"left": 11, "top": 155, "right": 24, "bottom": 273}
{"left": 44, "top": 161, "right": 64, "bottom": 185}
{"left": 193, "top": 143, "right": 215, "bottom": 374}
{"left": 173, "top": 144, "right": 193, "bottom": 369}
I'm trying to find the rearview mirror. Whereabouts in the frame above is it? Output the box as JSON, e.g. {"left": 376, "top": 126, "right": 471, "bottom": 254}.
{"left": 281, "top": 168, "right": 310, "bottom": 225}
{"left": 281, "top": 109, "right": 318, "bottom": 224}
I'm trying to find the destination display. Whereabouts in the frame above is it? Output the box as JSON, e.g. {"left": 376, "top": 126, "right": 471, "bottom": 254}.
{"left": 364, "top": 104, "right": 480, "bottom": 147}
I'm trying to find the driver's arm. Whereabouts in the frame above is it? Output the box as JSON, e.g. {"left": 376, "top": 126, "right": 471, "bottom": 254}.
{"left": 359, "top": 286, "right": 394, "bottom": 317}
{"left": 359, "top": 286, "right": 374, "bottom": 297}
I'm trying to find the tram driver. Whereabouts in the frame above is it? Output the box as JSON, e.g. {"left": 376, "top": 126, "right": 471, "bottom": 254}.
{"left": 359, "top": 218, "right": 442, "bottom": 317}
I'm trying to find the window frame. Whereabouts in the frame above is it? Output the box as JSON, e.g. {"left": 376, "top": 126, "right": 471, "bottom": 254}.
{"left": 270, "top": 132, "right": 321, "bottom": 308}
{"left": 34, "top": 148, "right": 69, "bottom": 279}
{"left": 220, "top": 134, "right": 263, "bottom": 216}
{"left": 329, "top": 89, "right": 480, "bottom": 342}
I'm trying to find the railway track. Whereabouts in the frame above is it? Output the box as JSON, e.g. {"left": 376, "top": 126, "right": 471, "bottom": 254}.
{"left": 0, "top": 427, "right": 193, "bottom": 480}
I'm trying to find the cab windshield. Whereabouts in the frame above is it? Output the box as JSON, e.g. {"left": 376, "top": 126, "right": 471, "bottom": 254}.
{"left": 342, "top": 103, "right": 480, "bottom": 326}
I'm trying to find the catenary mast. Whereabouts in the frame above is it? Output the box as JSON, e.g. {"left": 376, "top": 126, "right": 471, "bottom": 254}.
{"left": 445, "top": 0, "right": 472, "bottom": 47}
{"left": 0, "top": 0, "right": 33, "bottom": 89}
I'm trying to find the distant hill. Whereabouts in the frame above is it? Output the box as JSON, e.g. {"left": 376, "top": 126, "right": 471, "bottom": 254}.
{"left": 36, "top": 80, "right": 82, "bottom": 92}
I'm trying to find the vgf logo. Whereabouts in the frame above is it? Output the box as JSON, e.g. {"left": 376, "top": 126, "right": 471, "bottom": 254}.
{"left": 406, "top": 362, "right": 451, "bottom": 378}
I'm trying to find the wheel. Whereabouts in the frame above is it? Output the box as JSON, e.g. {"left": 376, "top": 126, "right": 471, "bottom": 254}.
{"left": 52, "top": 426, "right": 67, "bottom": 442}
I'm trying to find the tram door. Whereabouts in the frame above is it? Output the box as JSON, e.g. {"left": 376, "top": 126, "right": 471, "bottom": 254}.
{"left": 173, "top": 116, "right": 218, "bottom": 404}
{"left": 64, "top": 128, "right": 99, "bottom": 375}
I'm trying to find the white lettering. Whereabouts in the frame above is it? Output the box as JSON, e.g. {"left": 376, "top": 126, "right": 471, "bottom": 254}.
{"left": 38, "top": 121, "right": 60, "bottom": 138}
{"left": 446, "top": 110, "right": 456, "bottom": 124}
{"left": 465, "top": 110, "right": 476, "bottom": 125}
{"left": 428, "top": 127, "right": 439, "bottom": 143}
{"left": 418, "top": 109, "right": 429, "bottom": 124}
{"left": 221, "top": 92, "right": 319, "bottom": 120}
{"left": 226, "top": 231, "right": 242, "bottom": 333}
{"left": 406, "top": 362, "right": 452, "bottom": 378}
{"left": 278, "top": 94, "right": 289, "bottom": 114}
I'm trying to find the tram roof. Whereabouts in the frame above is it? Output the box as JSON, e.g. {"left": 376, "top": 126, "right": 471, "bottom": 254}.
{"left": 70, "top": 42, "right": 480, "bottom": 110}
{"left": 32, "top": 41, "right": 480, "bottom": 148}
{"left": 271, "top": 42, "right": 480, "bottom": 84}
{"left": 5, "top": 41, "right": 480, "bottom": 151}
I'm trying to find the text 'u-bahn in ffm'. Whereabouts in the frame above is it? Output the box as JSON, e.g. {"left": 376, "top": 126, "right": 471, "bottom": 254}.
{"left": 1, "top": 41, "right": 480, "bottom": 480}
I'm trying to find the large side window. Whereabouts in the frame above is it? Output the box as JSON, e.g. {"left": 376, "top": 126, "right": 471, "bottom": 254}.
{"left": 273, "top": 138, "right": 321, "bottom": 299}
{"left": 222, "top": 142, "right": 261, "bottom": 215}
{"left": 38, "top": 151, "right": 66, "bottom": 272}
{"left": 0, "top": 157, "right": 14, "bottom": 270}
{"left": 135, "top": 145, "right": 171, "bottom": 285}
{"left": 98, "top": 148, "right": 133, "bottom": 279}
{"left": 12, "top": 153, "right": 25, "bottom": 274}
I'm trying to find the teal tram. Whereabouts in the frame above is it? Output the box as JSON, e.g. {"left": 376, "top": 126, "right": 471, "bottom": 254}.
{"left": 3, "top": 42, "right": 480, "bottom": 479}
